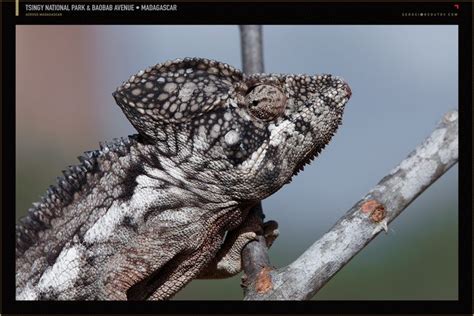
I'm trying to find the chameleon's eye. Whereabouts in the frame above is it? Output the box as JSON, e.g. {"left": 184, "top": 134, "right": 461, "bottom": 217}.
{"left": 245, "top": 85, "right": 287, "bottom": 121}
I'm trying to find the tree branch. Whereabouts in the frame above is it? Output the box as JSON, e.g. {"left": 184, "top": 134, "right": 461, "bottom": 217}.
{"left": 240, "top": 25, "right": 264, "bottom": 74}
{"left": 243, "top": 110, "right": 459, "bottom": 300}
{"left": 238, "top": 25, "right": 274, "bottom": 293}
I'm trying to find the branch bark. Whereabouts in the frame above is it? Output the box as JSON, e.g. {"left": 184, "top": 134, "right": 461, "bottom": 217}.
{"left": 243, "top": 110, "right": 459, "bottom": 300}
{"left": 238, "top": 25, "right": 274, "bottom": 292}
{"left": 240, "top": 25, "right": 264, "bottom": 74}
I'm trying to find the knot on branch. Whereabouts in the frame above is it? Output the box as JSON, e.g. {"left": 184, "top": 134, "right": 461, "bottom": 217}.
{"left": 255, "top": 267, "right": 273, "bottom": 294}
{"left": 361, "top": 199, "right": 386, "bottom": 223}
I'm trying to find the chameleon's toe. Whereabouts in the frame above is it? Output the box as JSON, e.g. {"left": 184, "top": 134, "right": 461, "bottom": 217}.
{"left": 263, "top": 220, "right": 279, "bottom": 248}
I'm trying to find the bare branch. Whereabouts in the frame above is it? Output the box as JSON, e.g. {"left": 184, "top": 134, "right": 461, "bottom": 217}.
{"left": 240, "top": 25, "right": 264, "bottom": 74}
{"left": 244, "top": 110, "right": 459, "bottom": 300}
{"left": 238, "top": 25, "right": 274, "bottom": 294}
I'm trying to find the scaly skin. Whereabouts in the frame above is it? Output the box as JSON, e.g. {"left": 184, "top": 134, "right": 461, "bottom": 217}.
{"left": 16, "top": 58, "right": 351, "bottom": 300}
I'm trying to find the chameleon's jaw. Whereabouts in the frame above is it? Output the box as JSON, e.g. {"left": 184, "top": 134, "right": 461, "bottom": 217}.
{"left": 286, "top": 77, "right": 352, "bottom": 179}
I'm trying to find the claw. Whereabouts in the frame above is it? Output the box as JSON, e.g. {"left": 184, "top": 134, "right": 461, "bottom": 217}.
{"left": 263, "top": 220, "right": 279, "bottom": 248}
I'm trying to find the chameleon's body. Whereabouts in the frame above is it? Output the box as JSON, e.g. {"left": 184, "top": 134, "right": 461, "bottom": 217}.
{"left": 16, "top": 58, "right": 351, "bottom": 300}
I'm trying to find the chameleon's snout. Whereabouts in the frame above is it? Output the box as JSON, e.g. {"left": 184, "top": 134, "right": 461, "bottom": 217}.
{"left": 342, "top": 81, "right": 352, "bottom": 99}
{"left": 333, "top": 76, "right": 352, "bottom": 100}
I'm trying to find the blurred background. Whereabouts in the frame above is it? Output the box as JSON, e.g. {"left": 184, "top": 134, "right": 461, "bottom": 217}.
{"left": 16, "top": 25, "right": 458, "bottom": 300}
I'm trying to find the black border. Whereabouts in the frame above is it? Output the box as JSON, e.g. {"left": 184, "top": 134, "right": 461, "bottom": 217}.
{"left": 2, "top": 1, "right": 472, "bottom": 314}
{"left": 10, "top": 2, "right": 469, "bottom": 24}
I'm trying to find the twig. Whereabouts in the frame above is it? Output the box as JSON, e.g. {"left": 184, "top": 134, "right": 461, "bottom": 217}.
{"left": 238, "top": 25, "right": 273, "bottom": 293}
{"left": 243, "top": 110, "right": 459, "bottom": 300}
{"left": 240, "top": 25, "right": 264, "bottom": 74}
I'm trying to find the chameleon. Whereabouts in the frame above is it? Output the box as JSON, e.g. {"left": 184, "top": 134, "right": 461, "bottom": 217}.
{"left": 15, "top": 57, "right": 351, "bottom": 300}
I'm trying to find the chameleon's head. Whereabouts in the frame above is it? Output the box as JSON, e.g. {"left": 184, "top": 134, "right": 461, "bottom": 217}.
{"left": 113, "top": 58, "right": 351, "bottom": 201}
{"left": 231, "top": 73, "right": 351, "bottom": 199}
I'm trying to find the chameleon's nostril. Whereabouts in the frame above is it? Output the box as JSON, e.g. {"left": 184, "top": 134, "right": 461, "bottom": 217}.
{"left": 343, "top": 82, "right": 352, "bottom": 99}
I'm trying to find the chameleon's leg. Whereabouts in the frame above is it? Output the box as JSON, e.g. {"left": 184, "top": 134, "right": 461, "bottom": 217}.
{"left": 143, "top": 218, "right": 278, "bottom": 299}
{"left": 102, "top": 232, "right": 229, "bottom": 300}
{"left": 197, "top": 230, "right": 257, "bottom": 279}
{"left": 100, "top": 234, "right": 182, "bottom": 300}
{"left": 146, "top": 233, "right": 225, "bottom": 300}
{"left": 198, "top": 214, "right": 279, "bottom": 279}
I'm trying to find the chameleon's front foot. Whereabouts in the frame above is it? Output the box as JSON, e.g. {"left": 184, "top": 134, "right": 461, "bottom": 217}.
{"left": 198, "top": 214, "right": 279, "bottom": 279}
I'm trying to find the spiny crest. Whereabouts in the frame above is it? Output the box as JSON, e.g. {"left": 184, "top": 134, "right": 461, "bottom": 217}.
{"left": 16, "top": 136, "right": 138, "bottom": 256}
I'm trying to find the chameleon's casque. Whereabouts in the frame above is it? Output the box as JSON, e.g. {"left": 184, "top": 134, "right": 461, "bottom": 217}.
{"left": 16, "top": 58, "right": 351, "bottom": 300}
